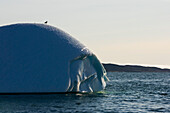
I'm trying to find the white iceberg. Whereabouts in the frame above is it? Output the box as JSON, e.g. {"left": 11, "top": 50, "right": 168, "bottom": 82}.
{"left": 0, "top": 23, "right": 108, "bottom": 93}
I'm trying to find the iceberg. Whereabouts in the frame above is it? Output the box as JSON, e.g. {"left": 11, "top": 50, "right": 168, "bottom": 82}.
{"left": 0, "top": 23, "right": 108, "bottom": 93}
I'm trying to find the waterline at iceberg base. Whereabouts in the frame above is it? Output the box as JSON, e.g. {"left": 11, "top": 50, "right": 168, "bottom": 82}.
{"left": 0, "top": 23, "right": 108, "bottom": 93}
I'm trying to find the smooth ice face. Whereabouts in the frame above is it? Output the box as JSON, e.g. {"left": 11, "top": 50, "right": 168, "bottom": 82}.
{"left": 0, "top": 23, "right": 108, "bottom": 93}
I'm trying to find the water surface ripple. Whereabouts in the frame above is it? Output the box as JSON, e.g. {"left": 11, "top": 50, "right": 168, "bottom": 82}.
{"left": 0, "top": 72, "right": 169, "bottom": 112}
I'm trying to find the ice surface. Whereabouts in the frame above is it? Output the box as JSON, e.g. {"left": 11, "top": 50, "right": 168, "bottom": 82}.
{"left": 0, "top": 23, "right": 108, "bottom": 93}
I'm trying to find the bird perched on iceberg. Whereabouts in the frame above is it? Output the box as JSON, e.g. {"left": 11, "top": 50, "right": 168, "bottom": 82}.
{"left": 44, "top": 21, "right": 48, "bottom": 24}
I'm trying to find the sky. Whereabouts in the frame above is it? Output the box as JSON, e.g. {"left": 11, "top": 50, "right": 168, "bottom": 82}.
{"left": 0, "top": 0, "right": 170, "bottom": 68}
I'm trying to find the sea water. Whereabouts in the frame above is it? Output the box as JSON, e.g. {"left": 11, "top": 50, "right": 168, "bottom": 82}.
{"left": 0, "top": 72, "right": 169, "bottom": 113}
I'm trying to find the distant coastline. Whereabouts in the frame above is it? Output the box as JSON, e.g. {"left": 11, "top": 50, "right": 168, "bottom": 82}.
{"left": 103, "top": 63, "right": 170, "bottom": 72}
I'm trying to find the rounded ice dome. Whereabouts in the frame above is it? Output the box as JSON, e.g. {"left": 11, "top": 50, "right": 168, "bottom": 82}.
{"left": 0, "top": 23, "right": 108, "bottom": 94}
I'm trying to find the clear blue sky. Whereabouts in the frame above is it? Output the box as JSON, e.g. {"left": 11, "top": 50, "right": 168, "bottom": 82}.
{"left": 1, "top": 0, "right": 170, "bottom": 68}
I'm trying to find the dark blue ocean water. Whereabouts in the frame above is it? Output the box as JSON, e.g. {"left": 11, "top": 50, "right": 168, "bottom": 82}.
{"left": 0, "top": 72, "right": 170, "bottom": 113}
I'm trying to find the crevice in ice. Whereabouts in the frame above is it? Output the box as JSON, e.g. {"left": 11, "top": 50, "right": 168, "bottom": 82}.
{"left": 67, "top": 54, "right": 108, "bottom": 93}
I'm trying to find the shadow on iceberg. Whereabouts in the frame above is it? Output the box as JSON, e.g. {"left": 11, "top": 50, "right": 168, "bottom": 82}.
{"left": 0, "top": 23, "right": 108, "bottom": 94}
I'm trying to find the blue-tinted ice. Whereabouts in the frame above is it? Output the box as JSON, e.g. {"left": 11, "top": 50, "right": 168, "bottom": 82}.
{"left": 0, "top": 23, "right": 108, "bottom": 93}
